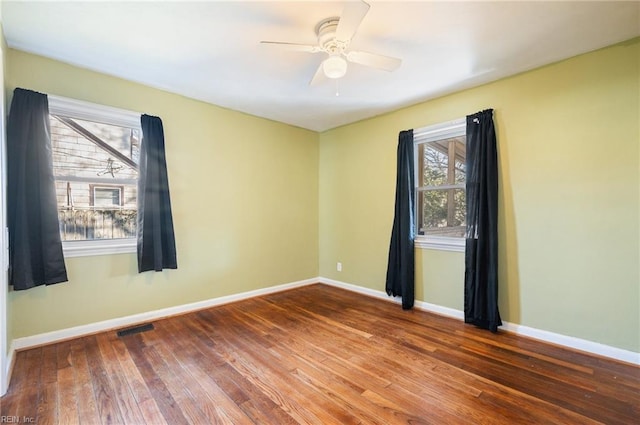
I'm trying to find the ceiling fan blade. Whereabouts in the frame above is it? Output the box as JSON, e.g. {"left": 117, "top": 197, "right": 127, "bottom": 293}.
{"left": 260, "top": 41, "right": 320, "bottom": 53}
{"left": 309, "top": 62, "right": 326, "bottom": 86}
{"left": 346, "top": 50, "right": 402, "bottom": 72}
{"left": 335, "top": 0, "right": 370, "bottom": 43}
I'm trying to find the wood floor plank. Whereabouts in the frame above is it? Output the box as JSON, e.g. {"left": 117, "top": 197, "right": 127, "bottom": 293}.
{"left": 69, "top": 338, "right": 102, "bottom": 424}
{"left": 40, "top": 344, "right": 58, "bottom": 385}
{"left": 110, "top": 337, "right": 169, "bottom": 425}
{"left": 35, "top": 382, "right": 58, "bottom": 425}
{"left": 137, "top": 398, "right": 170, "bottom": 425}
{"left": 455, "top": 330, "right": 595, "bottom": 375}
{"left": 95, "top": 333, "right": 147, "bottom": 424}
{"left": 290, "top": 366, "right": 391, "bottom": 425}
{"left": 429, "top": 343, "right": 636, "bottom": 424}
{"left": 84, "top": 335, "right": 126, "bottom": 424}
{"left": 56, "top": 352, "right": 80, "bottom": 424}
{"left": 2, "top": 283, "right": 638, "bottom": 424}
{"left": 202, "top": 309, "right": 356, "bottom": 425}
{"left": 360, "top": 389, "right": 434, "bottom": 424}
{"left": 0, "top": 346, "right": 40, "bottom": 421}
{"left": 182, "top": 314, "right": 300, "bottom": 424}
{"left": 161, "top": 316, "right": 258, "bottom": 425}
{"left": 34, "top": 345, "right": 58, "bottom": 424}
{"left": 121, "top": 334, "right": 190, "bottom": 425}
{"left": 142, "top": 341, "right": 209, "bottom": 424}
{"left": 458, "top": 338, "right": 597, "bottom": 391}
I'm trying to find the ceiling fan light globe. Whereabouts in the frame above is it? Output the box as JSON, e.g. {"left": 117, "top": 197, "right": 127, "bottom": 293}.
{"left": 323, "top": 56, "right": 348, "bottom": 79}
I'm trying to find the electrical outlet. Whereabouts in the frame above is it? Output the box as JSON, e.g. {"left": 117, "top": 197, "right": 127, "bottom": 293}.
{"left": 337, "top": 262, "right": 342, "bottom": 272}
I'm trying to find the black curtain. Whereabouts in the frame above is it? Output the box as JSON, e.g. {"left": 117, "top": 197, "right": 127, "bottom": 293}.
{"left": 7, "top": 88, "right": 68, "bottom": 290}
{"left": 137, "top": 114, "right": 177, "bottom": 272}
{"left": 385, "top": 130, "right": 415, "bottom": 309}
{"left": 464, "top": 109, "right": 501, "bottom": 332}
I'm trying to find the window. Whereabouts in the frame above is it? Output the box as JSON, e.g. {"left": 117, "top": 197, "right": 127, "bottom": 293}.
{"left": 49, "top": 96, "right": 141, "bottom": 257}
{"left": 414, "top": 118, "right": 466, "bottom": 252}
{"left": 92, "top": 186, "right": 123, "bottom": 207}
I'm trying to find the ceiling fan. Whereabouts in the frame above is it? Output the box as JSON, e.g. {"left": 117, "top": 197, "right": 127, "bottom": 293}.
{"left": 260, "top": 0, "right": 402, "bottom": 86}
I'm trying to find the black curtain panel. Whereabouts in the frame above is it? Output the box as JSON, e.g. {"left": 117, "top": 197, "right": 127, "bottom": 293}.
{"left": 137, "top": 114, "right": 177, "bottom": 273}
{"left": 385, "top": 129, "right": 416, "bottom": 309}
{"left": 464, "top": 109, "right": 502, "bottom": 332}
{"left": 7, "top": 88, "right": 68, "bottom": 290}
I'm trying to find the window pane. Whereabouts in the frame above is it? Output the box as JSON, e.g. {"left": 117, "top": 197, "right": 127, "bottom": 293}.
{"left": 422, "top": 143, "right": 448, "bottom": 186}
{"left": 58, "top": 207, "right": 137, "bottom": 240}
{"left": 94, "top": 188, "right": 120, "bottom": 206}
{"left": 421, "top": 136, "right": 466, "bottom": 187}
{"left": 454, "top": 138, "right": 466, "bottom": 184}
{"left": 51, "top": 114, "right": 138, "bottom": 241}
{"left": 70, "top": 118, "right": 140, "bottom": 165}
{"left": 418, "top": 188, "right": 466, "bottom": 237}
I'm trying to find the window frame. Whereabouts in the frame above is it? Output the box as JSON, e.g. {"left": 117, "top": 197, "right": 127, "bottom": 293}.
{"left": 48, "top": 95, "right": 141, "bottom": 257}
{"left": 91, "top": 185, "right": 124, "bottom": 207}
{"left": 413, "top": 118, "right": 466, "bottom": 252}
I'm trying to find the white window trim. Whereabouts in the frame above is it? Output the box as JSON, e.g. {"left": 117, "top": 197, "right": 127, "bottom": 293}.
{"left": 49, "top": 95, "right": 142, "bottom": 129}
{"left": 50, "top": 95, "right": 142, "bottom": 257}
{"left": 63, "top": 238, "right": 136, "bottom": 258}
{"left": 414, "top": 236, "right": 465, "bottom": 252}
{"left": 413, "top": 117, "right": 466, "bottom": 144}
{"left": 414, "top": 117, "right": 466, "bottom": 252}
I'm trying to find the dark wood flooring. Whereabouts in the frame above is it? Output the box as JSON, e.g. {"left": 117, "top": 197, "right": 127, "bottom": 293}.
{"left": 1, "top": 283, "right": 638, "bottom": 424}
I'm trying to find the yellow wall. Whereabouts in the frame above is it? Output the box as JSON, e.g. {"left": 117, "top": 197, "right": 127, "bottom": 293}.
{"left": 6, "top": 49, "right": 319, "bottom": 338}
{"left": 319, "top": 39, "right": 639, "bottom": 352}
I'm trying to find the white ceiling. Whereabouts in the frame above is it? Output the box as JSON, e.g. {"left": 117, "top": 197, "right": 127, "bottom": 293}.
{"left": 2, "top": 1, "right": 639, "bottom": 132}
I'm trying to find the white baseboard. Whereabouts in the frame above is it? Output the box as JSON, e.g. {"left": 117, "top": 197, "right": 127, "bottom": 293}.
{"left": 499, "top": 322, "right": 640, "bottom": 365}
{"left": 319, "top": 277, "right": 640, "bottom": 366}
{"left": 319, "top": 277, "right": 466, "bottom": 319}
{"left": 8, "top": 276, "right": 639, "bottom": 370}
{"left": 11, "top": 277, "right": 318, "bottom": 351}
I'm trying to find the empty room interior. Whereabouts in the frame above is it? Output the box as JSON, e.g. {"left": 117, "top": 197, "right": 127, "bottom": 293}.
{"left": 0, "top": 1, "right": 639, "bottom": 424}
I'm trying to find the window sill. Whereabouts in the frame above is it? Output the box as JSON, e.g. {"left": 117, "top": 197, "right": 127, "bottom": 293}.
{"left": 415, "top": 236, "right": 465, "bottom": 252}
{"left": 63, "top": 238, "right": 136, "bottom": 258}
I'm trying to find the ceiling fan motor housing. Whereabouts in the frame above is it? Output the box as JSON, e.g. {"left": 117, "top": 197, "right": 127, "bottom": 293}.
{"left": 316, "top": 18, "right": 345, "bottom": 54}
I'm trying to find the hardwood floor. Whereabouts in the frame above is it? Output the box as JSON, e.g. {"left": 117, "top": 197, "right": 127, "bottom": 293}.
{"left": 1, "top": 284, "right": 638, "bottom": 424}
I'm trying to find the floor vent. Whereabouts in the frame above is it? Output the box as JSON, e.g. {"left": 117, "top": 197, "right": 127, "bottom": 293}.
{"left": 117, "top": 323, "right": 155, "bottom": 337}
